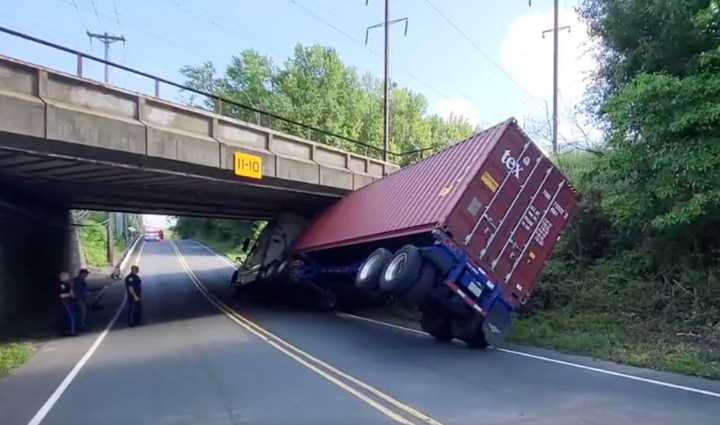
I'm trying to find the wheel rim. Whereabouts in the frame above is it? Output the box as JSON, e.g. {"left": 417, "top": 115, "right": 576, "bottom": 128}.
{"left": 384, "top": 253, "right": 408, "bottom": 282}
{"left": 359, "top": 254, "right": 381, "bottom": 281}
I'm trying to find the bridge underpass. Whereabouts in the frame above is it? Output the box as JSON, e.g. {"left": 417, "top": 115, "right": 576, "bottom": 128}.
{"left": 0, "top": 38, "right": 400, "bottom": 319}
{"left": 0, "top": 53, "right": 398, "bottom": 219}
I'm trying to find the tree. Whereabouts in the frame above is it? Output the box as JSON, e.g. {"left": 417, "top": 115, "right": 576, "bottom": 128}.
{"left": 578, "top": 0, "right": 720, "bottom": 250}
{"left": 580, "top": 0, "right": 720, "bottom": 113}
{"left": 180, "top": 44, "right": 474, "bottom": 162}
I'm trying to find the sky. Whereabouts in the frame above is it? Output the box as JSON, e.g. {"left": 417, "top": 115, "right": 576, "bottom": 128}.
{"left": 1, "top": 0, "right": 596, "bottom": 144}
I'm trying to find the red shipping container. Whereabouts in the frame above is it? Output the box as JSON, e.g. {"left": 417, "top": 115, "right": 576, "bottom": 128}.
{"left": 294, "top": 118, "right": 580, "bottom": 306}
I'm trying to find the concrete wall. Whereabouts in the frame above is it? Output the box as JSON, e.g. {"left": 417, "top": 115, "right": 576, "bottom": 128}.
{"left": 0, "top": 197, "right": 81, "bottom": 320}
{"left": 0, "top": 55, "right": 400, "bottom": 192}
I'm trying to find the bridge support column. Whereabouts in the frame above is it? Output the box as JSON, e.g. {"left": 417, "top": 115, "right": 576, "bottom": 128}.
{"left": 0, "top": 194, "right": 82, "bottom": 320}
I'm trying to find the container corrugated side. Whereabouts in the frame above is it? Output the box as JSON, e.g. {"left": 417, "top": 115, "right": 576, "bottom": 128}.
{"left": 293, "top": 120, "right": 513, "bottom": 252}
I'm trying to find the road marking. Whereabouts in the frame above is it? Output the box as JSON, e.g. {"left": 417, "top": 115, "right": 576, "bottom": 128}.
{"left": 170, "top": 241, "right": 445, "bottom": 425}
{"left": 337, "top": 312, "right": 720, "bottom": 399}
{"left": 188, "top": 240, "right": 237, "bottom": 268}
{"left": 27, "top": 240, "right": 145, "bottom": 425}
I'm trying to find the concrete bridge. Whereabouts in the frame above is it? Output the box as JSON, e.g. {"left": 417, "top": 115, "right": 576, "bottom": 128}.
{"left": 0, "top": 55, "right": 398, "bottom": 219}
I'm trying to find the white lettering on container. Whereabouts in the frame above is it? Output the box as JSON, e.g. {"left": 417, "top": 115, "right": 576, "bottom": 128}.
{"left": 534, "top": 218, "right": 553, "bottom": 246}
{"left": 501, "top": 150, "right": 525, "bottom": 179}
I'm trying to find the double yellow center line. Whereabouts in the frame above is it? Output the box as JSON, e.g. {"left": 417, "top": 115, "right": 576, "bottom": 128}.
{"left": 169, "top": 241, "right": 446, "bottom": 425}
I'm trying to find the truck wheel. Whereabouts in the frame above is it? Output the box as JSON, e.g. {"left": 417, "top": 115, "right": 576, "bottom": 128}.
{"left": 421, "top": 247, "right": 454, "bottom": 276}
{"left": 379, "top": 245, "right": 422, "bottom": 293}
{"left": 453, "top": 318, "right": 488, "bottom": 349}
{"left": 401, "top": 263, "right": 438, "bottom": 306}
{"left": 316, "top": 290, "right": 338, "bottom": 312}
{"left": 420, "top": 311, "right": 453, "bottom": 343}
{"left": 356, "top": 248, "right": 393, "bottom": 291}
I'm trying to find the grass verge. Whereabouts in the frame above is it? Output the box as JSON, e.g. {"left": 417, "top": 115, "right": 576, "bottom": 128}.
{"left": 0, "top": 342, "right": 32, "bottom": 377}
{"left": 193, "top": 237, "right": 244, "bottom": 263}
{"left": 511, "top": 309, "right": 720, "bottom": 380}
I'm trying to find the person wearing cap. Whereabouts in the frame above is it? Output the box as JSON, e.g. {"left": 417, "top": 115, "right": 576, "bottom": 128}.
{"left": 125, "top": 265, "right": 143, "bottom": 327}
{"left": 57, "top": 271, "right": 77, "bottom": 336}
{"left": 73, "top": 268, "right": 90, "bottom": 331}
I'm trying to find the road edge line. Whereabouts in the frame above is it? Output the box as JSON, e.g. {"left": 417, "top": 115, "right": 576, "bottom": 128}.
{"left": 26, "top": 241, "right": 145, "bottom": 425}
{"left": 336, "top": 312, "right": 720, "bottom": 399}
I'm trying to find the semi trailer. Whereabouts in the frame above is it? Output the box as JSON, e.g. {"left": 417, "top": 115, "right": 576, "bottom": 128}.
{"left": 232, "top": 118, "right": 580, "bottom": 347}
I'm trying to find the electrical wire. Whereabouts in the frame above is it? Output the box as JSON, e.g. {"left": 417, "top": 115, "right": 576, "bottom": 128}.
{"left": 113, "top": 0, "right": 122, "bottom": 30}
{"left": 88, "top": 0, "right": 102, "bottom": 25}
{"left": 287, "top": 0, "right": 460, "bottom": 102}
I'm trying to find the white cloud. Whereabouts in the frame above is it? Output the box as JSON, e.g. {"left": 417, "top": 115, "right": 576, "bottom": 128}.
{"left": 432, "top": 97, "right": 483, "bottom": 126}
{"left": 501, "top": 8, "right": 601, "bottom": 149}
{"left": 500, "top": 8, "right": 595, "bottom": 105}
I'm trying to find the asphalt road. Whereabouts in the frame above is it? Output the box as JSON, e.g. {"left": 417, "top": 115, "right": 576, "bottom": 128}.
{"left": 1, "top": 239, "right": 719, "bottom": 425}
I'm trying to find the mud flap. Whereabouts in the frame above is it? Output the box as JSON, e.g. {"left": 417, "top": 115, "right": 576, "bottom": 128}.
{"left": 482, "top": 299, "right": 514, "bottom": 346}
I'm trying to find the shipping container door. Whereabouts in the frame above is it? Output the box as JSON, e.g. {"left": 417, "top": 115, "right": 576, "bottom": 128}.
{"left": 445, "top": 127, "right": 533, "bottom": 261}
{"left": 501, "top": 181, "right": 578, "bottom": 303}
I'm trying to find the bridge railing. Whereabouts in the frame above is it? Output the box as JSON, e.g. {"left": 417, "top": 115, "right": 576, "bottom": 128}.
{"left": 0, "top": 26, "right": 432, "bottom": 164}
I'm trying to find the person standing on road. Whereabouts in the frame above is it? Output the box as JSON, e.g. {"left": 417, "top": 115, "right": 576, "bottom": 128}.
{"left": 57, "top": 271, "right": 77, "bottom": 336}
{"left": 125, "top": 265, "right": 143, "bottom": 327}
{"left": 73, "top": 268, "right": 90, "bottom": 331}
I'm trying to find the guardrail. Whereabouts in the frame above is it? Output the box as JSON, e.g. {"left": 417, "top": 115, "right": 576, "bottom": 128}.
{"left": 0, "top": 25, "right": 433, "bottom": 163}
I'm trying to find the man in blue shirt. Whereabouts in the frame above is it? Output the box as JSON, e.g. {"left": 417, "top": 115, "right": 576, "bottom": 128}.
{"left": 125, "top": 265, "right": 142, "bottom": 327}
{"left": 72, "top": 269, "right": 90, "bottom": 331}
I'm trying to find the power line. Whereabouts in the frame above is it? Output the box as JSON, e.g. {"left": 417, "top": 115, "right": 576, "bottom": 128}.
{"left": 70, "top": 0, "right": 89, "bottom": 34}
{"left": 88, "top": 0, "right": 102, "bottom": 25}
{"left": 421, "top": 0, "right": 537, "bottom": 101}
{"left": 112, "top": 0, "right": 122, "bottom": 29}
{"left": 288, "top": 0, "right": 458, "bottom": 102}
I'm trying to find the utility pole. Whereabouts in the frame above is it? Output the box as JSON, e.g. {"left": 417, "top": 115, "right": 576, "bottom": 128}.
{"left": 106, "top": 212, "right": 115, "bottom": 265}
{"left": 86, "top": 31, "right": 125, "bottom": 83}
{"left": 365, "top": 0, "right": 408, "bottom": 163}
{"left": 537, "top": 0, "right": 569, "bottom": 156}
{"left": 87, "top": 31, "right": 125, "bottom": 258}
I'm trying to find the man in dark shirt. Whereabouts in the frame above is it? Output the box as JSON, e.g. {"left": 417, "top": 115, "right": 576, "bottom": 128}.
{"left": 57, "top": 271, "right": 77, "bottom": 336}
{"left": 125, "top": 265, "right": 142, "bottom": 327}
{"left": 72, "top": 269, "right": 90, "bottom": 330}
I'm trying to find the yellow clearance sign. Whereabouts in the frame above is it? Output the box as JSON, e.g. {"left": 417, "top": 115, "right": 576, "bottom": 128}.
{"left": 234, "top": 152, "right": 263, "bottom": 179}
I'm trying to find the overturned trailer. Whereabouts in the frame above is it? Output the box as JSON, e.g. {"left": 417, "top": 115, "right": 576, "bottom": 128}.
{"left": 233, "top": 118, "right": 580, "bottom": 347}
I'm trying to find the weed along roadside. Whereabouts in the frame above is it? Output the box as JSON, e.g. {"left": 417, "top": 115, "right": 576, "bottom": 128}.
{"left": 0, "top": 342, "right": 32, "bottom": 377}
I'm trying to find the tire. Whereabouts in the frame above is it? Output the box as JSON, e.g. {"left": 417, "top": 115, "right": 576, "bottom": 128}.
{"left": 421, "top": 247, "right": 454, "bottom": 276}
{"left": 379, "top": 245, "right": 423, "bottom": 293}
{"left": 316, "top": 290, "right": 338, "bottom": 312}
{"left": 420, "top": 310, "right": 453, "bottom": 343}
{"left": 453, "top": 318, "right": 488, "bottom": 349}
{"left": 355, "top": 248, "right": 393, "bottom": 291}
{"left": 401, "top": 263, "right": 438, "bottom": 307}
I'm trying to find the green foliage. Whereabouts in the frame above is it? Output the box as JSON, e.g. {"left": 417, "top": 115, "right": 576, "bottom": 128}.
{"left": 173, "top": 217, "right": 264, "bottom": 261}
{"left": 79, "top": 222, "right": 108, "bottom": 267}
{"left": 0, "top": 342, "right": 32, "bottom": 377}
{"left": 514, "top": 1, "right": 720, "bottom": 377}
{"left": 512, "top": 310, "right": 720, "bottom": 379}
{"left": 181, "top": 44, "right": 475, "bottom": 163}
{"left": 600, "top": 72, "right": 720, "bottom": 235}
{"left": 580, "top": 0, "right": 720, "bottom": 111}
